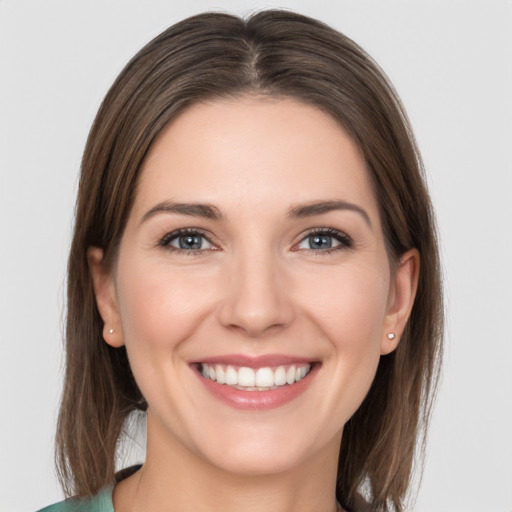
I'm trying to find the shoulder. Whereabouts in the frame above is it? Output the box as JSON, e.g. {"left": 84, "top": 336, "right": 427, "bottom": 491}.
{"left": 36, "top": 487, "right": 114, "bottom": 512}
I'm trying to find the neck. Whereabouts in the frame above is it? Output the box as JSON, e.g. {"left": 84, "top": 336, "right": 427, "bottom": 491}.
{"left": 115, "top": 411, "right": 342, "bottom": 512}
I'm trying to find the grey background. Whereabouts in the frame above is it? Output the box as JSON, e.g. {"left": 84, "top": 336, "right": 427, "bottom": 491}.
{"left": 1, "top": 1, "right": 511, "bottom": 510}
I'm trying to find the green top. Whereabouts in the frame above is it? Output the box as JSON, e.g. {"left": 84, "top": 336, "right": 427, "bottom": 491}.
{"left": 37, "top": 487, "right": 114, "bottom": 512}
{"left": 37, "top": 486, "right": 368, "bottom": 512}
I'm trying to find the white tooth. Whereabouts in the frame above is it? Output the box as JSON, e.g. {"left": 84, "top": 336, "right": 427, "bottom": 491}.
{"left": 215, "top": 365, "right": 226, "bottom": 384}
{"left": 225, "top": 366, "right": 238, "bottom": 385}
{"left": 238, "top": 367, "right": 256, "bottom": 387}
{"left": 274, "top": 366, "right": 287, "bottom": 386}
{"left": 286, "top": 365, "right": 296, "bottom": 385}
{"left": 256, "top": 367, "right": 274, "bottom": 387}
{"left": 204, "top": 363, "right": 309, "bottom": 388}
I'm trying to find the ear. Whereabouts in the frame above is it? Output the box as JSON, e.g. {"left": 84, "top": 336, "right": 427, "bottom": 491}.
{"left": 87, "top": 247, "right": 124, "bottom": 347}
{"left": 381, "top": 249, "right": 420, "bottom": 355}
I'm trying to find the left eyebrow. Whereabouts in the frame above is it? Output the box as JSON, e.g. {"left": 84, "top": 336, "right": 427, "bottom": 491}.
{"left": 140, "top": 201, "right": 224, "bottom": 225}
{"left": 287, "top": 200, "right": 372, "bottom": 228}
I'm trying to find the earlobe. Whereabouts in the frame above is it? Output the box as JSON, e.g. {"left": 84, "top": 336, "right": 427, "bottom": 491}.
{"left": 87, "top": 247, "right": 125, "bottom": 347}
{"left": 381, "top": 249, "right": 420, "bottom": 355}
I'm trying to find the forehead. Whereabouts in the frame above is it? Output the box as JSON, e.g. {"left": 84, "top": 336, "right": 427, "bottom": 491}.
{"left": 133, "top": 97, "right": 380, "bottom": 224}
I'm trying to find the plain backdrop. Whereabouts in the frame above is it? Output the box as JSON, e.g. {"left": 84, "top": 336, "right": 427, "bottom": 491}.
{"left": 1, "top": 1, "right": 511, "bottom": 511}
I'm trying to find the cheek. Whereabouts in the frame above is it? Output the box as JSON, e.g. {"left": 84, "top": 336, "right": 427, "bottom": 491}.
{"left": 301, "top": 261, "right": 390, "bottom": 345}
{"left": 114, "top": 255, "right": 223, "bottom": 415}
{"left": 298, "top": 263, "right": 390, "bottom": 413}
{"left": 116, "top": 257, "right": 216, "bottom": 353}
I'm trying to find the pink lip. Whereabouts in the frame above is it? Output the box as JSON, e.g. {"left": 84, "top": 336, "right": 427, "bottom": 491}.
{"left": 191, "top": 356, "right": 319, "bottom": 411}
{"left": 190, "top": 353, "right": 314, "bottom": 368}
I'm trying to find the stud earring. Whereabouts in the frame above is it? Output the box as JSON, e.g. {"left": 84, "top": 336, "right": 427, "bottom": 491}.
{"left": 387, "top": 333, "right": 396, "bottom": 340}
{"left": 108, "top": 328, "right": 114, "bottom": 334}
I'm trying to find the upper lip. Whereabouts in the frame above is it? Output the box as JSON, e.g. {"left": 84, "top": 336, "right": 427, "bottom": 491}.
{"left": 189, "top": 354, "right": 317, "bottom": 368}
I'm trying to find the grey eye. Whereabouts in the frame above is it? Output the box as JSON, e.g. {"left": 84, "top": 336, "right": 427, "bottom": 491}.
{"left": 167, "top": 232, "right": 213, "bottom": 251}
{"left": 298, "top": 234, "right": 340, "bottom": 250}
{"left": 308, "top": 234, "right": 333, "bottom": 249}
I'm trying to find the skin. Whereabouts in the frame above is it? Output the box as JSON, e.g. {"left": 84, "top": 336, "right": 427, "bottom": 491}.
{"left": 89, "top": 97, "right": 419, "bottom": 512}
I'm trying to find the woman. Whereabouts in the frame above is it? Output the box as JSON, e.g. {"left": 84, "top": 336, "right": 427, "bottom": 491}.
{"left": 40, "top": 9, "right": 443, "bottom": 512}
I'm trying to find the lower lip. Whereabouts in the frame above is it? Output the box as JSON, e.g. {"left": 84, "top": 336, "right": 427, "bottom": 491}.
{"left": 194, "top": 365, "right": 318, "bottom": 410}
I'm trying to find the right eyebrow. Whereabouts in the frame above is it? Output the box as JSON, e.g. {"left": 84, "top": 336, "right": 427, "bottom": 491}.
{"left": 287, "top": 199, "right": 372, "bottom": 228}
{"left": 140, "top": 201, "right": 224, "bottom": 225}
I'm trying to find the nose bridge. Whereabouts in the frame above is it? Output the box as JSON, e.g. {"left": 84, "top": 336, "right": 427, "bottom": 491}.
{"left": 217, "top": 242, "right": 294, "bottom": 337}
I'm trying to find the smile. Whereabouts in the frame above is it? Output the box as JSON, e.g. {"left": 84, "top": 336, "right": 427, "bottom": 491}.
{"left": 200, "top": 363, "right": 312, "bottom": 391}
{"left": 193, "top": 356, "right": 318, "bottom": 410}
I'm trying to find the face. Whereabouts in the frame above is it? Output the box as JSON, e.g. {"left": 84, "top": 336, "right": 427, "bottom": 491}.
{"left": 90, "top": 97, "right": 418, "bottom": 478}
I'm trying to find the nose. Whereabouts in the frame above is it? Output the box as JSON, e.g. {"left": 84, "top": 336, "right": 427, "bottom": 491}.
{"left": 217, "top": 249, "right": 295, "bottom": 338}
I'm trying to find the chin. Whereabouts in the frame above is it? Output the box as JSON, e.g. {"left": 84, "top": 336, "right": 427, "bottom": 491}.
{"left": 188, "top": 420, "right": 335, "bottom": 478}
{"left": 201, "top": 442, "right": 310, "bottom": 477}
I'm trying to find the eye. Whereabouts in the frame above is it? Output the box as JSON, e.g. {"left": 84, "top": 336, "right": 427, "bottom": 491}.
{"left": 160, "top": 229, "right": 214, "bottom": 252}
{"left": 295, "top": 228, "right": 352, "bottom": 252}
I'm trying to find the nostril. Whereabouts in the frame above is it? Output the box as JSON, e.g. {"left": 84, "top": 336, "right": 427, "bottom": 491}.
{"left": 217, "top": 295, "right": 295, "bottom": 338}
{"left": 216, "top": 261, "right": 295, "bottom": 335}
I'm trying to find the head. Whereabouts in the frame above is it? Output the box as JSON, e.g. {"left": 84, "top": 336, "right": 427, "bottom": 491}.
{"left": 57, "top": 10, "right": 443, "bottom": 512}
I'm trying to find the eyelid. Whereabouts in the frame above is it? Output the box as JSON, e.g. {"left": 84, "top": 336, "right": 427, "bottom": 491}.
{"left": 157, "top": 226, "right": 353, "bottom": 254}
{"left": 293, "top": 227, "right": 354, "bottom": 252}
{"left": 159, "top": 227, "right": 218, "bottom": 252}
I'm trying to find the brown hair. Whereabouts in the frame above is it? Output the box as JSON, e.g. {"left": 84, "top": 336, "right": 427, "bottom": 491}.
{"left": 56, "top": 10, "right": 443, "bottom": 512}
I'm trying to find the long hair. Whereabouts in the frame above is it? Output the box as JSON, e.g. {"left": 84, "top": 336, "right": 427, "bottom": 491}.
{"left": 56, "top": 10, "right": 443, "bottom": 511}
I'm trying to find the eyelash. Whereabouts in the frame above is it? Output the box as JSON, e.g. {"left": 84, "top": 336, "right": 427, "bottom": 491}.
{"left": 158, "top": 227, "right": 353, "bottom": 254}
{"left": 159, "top": 228, "right": 216, "bottom": 255}
{"left": 294, "top": 228, "right": 354, "bottom": 254}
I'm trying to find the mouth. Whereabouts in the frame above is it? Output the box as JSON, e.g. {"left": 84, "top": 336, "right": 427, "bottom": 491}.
{"left": 191, "top": 356, "right": 318, "bottom": 410}
{"left": 199, "top": 362, "right": 312, "bottom": 391}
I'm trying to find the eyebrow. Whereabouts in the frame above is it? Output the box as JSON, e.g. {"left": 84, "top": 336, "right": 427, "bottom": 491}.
{"left": 141, "top": 201, "right": 224, "bottom": 224}
{"left": 141, "top": 199, "right": 371, "bottom": 227}
{"left": 287, "top": 200, "right": 372, "bottom": 228}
